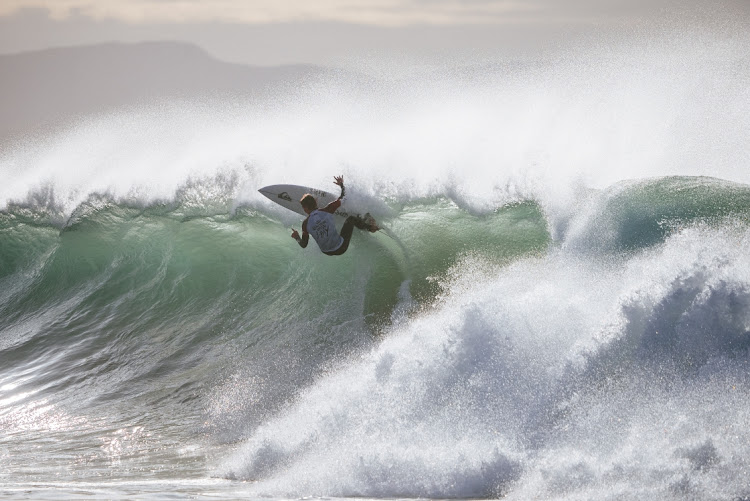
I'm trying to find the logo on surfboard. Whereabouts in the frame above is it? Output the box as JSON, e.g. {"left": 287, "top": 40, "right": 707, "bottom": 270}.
{"left": 278, "top": 192, "right": 292, "bottom": 202}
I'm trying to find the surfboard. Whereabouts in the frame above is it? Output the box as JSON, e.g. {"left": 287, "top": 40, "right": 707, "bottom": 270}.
{"left": 258, "top": 184, "right": 362, "bottom": 221}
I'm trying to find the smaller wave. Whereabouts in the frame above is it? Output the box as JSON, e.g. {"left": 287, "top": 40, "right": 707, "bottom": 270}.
{"left": 560, "top": 176, "right": 750, "bottom": 253}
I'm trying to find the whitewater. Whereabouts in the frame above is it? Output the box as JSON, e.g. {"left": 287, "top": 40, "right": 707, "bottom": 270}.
{"left": 2, "top": 23, "right": 750, "bottom": 500}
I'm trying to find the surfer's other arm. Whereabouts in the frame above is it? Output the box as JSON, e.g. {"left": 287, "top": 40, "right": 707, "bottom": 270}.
{"left": 291, "top": 219, "right": 310, "bottom": 248}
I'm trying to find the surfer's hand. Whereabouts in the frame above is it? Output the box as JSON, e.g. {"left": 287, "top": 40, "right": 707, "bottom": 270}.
{"left": 291, "top": 229, "right": 300, "bottom": 240}
{"left": 334, "top": 175, "right": 345, "bottom": 200}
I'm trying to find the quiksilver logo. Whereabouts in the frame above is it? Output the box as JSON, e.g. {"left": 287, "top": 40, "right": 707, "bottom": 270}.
{"left": 278, "top": 192, "right": 292, "bottom": 202}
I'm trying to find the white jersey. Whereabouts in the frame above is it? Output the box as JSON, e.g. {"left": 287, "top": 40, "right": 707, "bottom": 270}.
{"left": 306, "top": 209, "right": 344, "bottom": 253}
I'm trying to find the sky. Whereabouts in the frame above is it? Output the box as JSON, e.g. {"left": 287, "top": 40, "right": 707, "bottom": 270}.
{"left": 1, "top": 0, "right": 748, "bottom": 65}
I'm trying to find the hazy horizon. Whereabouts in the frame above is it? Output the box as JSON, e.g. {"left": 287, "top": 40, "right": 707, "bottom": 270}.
{"left": 2, "top": 0, "right": 749, "bottom": 66}
{"left": 2, "top": 0, "right": 748, "bottom": 143}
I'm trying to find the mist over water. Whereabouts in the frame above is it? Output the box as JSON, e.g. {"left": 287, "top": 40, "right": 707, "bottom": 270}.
{"left": 1, "top": 20, "right": 750, "bottom": 500}
{"left": 3, "top": 22, "right": 748, "bottom": 218}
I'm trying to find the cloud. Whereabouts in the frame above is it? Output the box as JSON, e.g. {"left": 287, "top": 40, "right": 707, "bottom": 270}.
{"left": 0, "top": 0, "right": 673, "bottom": 27}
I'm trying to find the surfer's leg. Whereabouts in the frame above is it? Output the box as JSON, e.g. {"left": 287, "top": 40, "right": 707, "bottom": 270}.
{"left": 340, "top": 216, "right": 357, "bottom": 239}
{"left": 325, "top": 216, "right": 368, "bottom": 256}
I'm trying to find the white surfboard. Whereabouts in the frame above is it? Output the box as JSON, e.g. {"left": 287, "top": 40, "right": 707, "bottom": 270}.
{"left": 258, "top": 184, "right": 360, "bottom": 220}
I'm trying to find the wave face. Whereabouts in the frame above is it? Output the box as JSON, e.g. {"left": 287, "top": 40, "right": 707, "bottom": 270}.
{"left": 2, "top": 24, "right": 750, "bottom": 500}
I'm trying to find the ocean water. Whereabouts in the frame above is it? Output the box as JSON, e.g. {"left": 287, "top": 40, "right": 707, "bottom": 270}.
{"left": 2, "top": 26, "right": 750, "bottom": 500}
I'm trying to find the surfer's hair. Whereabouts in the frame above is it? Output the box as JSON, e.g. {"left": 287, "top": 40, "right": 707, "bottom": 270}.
{"left": 300, "top": 194, "right": 317, "bottom": 211}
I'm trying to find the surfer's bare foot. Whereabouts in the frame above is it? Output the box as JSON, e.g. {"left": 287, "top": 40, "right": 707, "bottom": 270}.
{"left": 364, "top": 213, "right": 379, "bottom": 232}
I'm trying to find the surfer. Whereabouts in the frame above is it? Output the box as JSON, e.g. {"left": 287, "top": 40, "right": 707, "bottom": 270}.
{"left": 291, "top": 175, "right": 378, "bottom": 256}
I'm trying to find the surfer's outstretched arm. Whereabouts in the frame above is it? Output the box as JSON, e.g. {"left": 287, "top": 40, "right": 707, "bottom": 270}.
{"left": 321, "top": 175, "right": 345, "bottom": 214}
{"left": 334, "top": 175, "right": 345, "bottom": 200}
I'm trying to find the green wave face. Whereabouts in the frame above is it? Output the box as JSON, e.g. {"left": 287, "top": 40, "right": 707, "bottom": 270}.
{"left": 7, "top": 175, "right": 750, "bottom": 400}
{"left": 0, "top": 195, "right": 550, "bottom": 412}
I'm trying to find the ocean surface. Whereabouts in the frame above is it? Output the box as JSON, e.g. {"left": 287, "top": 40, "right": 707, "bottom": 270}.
{"left": 2, "top": 27, "right": 750, "bottom": 500}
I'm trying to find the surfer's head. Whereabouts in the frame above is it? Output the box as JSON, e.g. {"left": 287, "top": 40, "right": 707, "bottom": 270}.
{"left": 300, "top": 194, "right": 317, "bottom": 213}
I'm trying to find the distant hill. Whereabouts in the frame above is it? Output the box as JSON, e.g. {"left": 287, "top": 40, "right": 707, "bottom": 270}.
{"left": 0, "top": 41, "right": 325, "bottom": 142}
